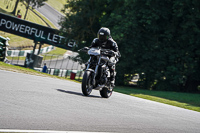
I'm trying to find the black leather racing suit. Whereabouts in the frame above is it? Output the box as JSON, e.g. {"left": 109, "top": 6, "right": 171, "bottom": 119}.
{"left": 90, "top": 37, "right": 120, "bottom": 84}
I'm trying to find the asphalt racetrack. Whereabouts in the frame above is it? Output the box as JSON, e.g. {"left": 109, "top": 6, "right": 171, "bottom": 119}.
{"left": 36, "top": 3, "right": 64, "bottom": 29}
{"left": 0, "top": 70, "right": 200, "bottom": 133}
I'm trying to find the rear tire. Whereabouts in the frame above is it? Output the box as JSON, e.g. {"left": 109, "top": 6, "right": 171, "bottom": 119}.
{"left": 82, "top": 71, "right": 93, "bottom": 96}
{"left": 100, "top": 87, "right": 113, "bottom": 98}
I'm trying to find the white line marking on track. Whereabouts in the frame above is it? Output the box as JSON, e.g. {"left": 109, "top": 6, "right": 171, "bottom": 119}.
{"left": 0, "top": 129, "right": 109, "bottom": 133}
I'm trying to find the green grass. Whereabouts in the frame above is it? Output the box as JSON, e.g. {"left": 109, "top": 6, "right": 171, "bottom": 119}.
{"left": 44, "top": 47, "right": 67, "bottom": 55}
{"left": 0, "top": 61, "right": 49, "bottom": 76}
{"left": 114, "top": 86, "right": 200, "bottom": 112}
{"left": 6, "top": 47, "right": 67, "bottom": 60}
{"left": 0, "top": 61, "right": 79, "bottom": 83}
{"left": 7, "top": 56, "right": 25, "bottom": 60}
{"left": 46, "top": 0, "right": 67, "bottom": 14}
{"left": 40, "top": 47, "right": 67, "bottom": 60}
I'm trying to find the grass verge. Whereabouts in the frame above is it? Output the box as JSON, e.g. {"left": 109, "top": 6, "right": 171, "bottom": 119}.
{"left": 46, "top": 0, "right": 67, "bottom": 15}
{"left": 41, "top": 47, "right": 67, "bottom": 60}
{"left": 0, "top": 61, "right": 55, "bottom": 78}
{"left": 44, "top": 47, "right": 67, "bottom": 55}
{"left": 6, "top": 47, "right": 67, "bottom": 61}
{"left": 114, "top": 86, "right": 200, "bottom": 112}
{"left": 0, "top": 61, "right": 80, "bottom": 83}
{"left": 0, "top": 62, "right": 200, "bottom": 112}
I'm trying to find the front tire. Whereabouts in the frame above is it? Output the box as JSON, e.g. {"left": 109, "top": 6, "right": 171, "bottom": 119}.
{"left": 82, "top": 71, "right": 93, "bottom": 96}
{"left": 100, "top": 87, "right": 113, "bottom": 98}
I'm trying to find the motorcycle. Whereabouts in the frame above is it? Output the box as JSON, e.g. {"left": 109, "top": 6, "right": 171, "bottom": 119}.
{"left": 79, "top": 47, "right": 118, "bottom": 98}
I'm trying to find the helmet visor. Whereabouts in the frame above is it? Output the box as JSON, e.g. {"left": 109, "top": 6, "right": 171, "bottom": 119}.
{"left": 98, "top": 34, "right": 107, "bottom": 42}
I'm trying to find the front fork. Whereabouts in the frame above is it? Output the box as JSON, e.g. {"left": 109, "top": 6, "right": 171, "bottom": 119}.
{"left": 86, "top": 57, "right": 91, "bottom": 70}
{"left": 85, "top": 57, "right": 101, "bottom": 86}
{"left": 93, "top": 57, "right": 101, "bottom": 86}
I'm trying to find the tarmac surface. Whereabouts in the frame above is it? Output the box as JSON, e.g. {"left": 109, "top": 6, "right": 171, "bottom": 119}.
{"left": 0, "top": 70, "right": 200, "bottom": 133}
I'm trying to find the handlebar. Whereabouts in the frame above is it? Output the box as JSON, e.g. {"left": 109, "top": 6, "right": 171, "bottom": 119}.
{"left": 101, "top": 49, "right": 120, "bottom": 57}
{"left": 78, "top": 47, "right": 90, "bottom": 52}
{"left": 78, "top": 47, "right": 120, "bottom": 57}
{"left": 101, "top": 50, "right": 114, "bottom": 56}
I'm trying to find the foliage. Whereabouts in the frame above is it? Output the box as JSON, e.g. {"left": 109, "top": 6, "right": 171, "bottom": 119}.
{"left": 60, "top": 0, "right": 107, "bottom": 63}
{"left": 60, "top": 0, "right": 200, "bottom": 92}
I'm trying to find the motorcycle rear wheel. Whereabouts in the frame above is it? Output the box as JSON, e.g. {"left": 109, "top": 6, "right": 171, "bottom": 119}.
{"left": 100, "top": 87, "right": 113, "bottom": 98}
{"left": 82, "top": 71, "right": 93, "bottom": 96}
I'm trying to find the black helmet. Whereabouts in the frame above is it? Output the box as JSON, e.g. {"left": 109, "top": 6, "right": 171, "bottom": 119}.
{"left": 97, "top": 27, "right": 110, "bottom": 43}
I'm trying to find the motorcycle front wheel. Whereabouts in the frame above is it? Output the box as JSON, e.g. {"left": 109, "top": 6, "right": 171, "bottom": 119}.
{"left": 100, "top": 87, "right": 113, "bottom": 98}
{"left": 82, "top": 71, "right": 93, "bottom": 96}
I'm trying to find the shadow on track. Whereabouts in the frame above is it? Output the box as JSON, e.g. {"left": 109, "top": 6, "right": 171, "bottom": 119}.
{"left": 56, "top": 89, "right": 101, "bottom": 98}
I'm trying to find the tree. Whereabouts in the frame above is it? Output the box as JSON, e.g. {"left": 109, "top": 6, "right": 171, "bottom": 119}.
{"left": 103, "top": 0, "right": 200, "bottom": 91}
{"left": 60, "top": 0, "right": 107, "bottom": 62}
{"left": 60, "top": 0, "right": 200, "bottom": 92}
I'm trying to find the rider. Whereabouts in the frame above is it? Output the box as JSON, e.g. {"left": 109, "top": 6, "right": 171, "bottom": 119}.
{"left": 89, "top": 27, "right": 120, "bottom": 87}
